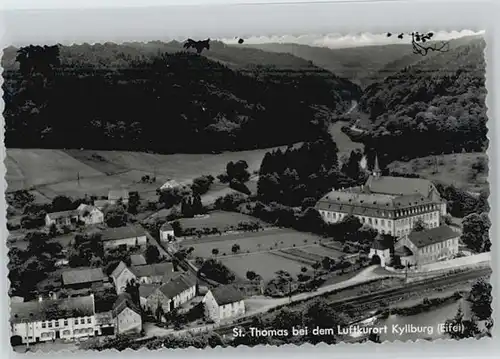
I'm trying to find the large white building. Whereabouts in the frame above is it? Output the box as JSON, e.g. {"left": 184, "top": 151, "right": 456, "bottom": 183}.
{"left": 10, "top": 295, "right": 97, "bottom": 345}
{"left": 316, "top": 157, "right": 446, "bottom": 237}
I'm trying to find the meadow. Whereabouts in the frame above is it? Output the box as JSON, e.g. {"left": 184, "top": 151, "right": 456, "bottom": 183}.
{"left": 218, "top": 252, "right": 306, "bottom": 281}
{"left": 387, "top": 152, "right": 488, "bottom": 193}
{"left": 180, "top": 228, "right": 324, "bottom": 258}
{"left": 178, "top": 211, "right": 268, "bottom": 231}
{"left": 5, "top": 147, "right": 274, "bottom": 201}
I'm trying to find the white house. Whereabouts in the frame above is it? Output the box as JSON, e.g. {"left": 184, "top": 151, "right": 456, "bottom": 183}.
{"left": 112, "top": 293, "right": 142, "bottom": 335}
{"left": 368, "top": 238, "right": 392, "bottom": 267}
{"left": 203, "top": 285, "right": 245, "bottom": 323}
{"left": 110, "top": 261, "right": 177, "bottom": 294}
{"left": 10, "top": 295, "right": 97, "bottom": 345}
{"left": 45, "top": 205, "right": 103, "bottom": 228}
{"left": 160, "top": 222, "right": 175, "bottom": 242}
{"left": 45, "top": 210, "right": 79, "bottom": 228}
{"left": 100, "top": 225, "right": 147, "bottom": 249}
{"left": 108, "top": 189, "right": 129, "bottom": 205}
{"left": 159, "top": 180, "right": 180, "bottom": 191}
{"left": 75, "top": 204, "right": 104, "bottom": 225}
{"left": 144, "top": 274, "right": 197, "bottom": 313}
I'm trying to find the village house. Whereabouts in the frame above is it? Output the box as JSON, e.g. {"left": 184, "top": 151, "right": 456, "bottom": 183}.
{"left": 203, "top": 285, "right": 245, "bottom": 323}
{"left": 75, "top": 204, "right": 104, "bottom": 225}
{"left": 112, "top": 293, "right": 142, "bottom": 335}
{"left": 94, "top": 200, "right": 110, "bottom": 211}
{"left": 315, "top": 156, "right": 446, "bottom": 237}
{"left": 108, "top": 189, "right": 129, "bottom": 205}
{"left": 61, "top": 268, "right": 106, "bottom": 290}
{"left": 10, "top": 294, "right": 97, "bottom": 345}
{"left": 396, "top": 225, "right": 460, "bottom": 267}
{"left": 144, "top": 273, "right": 197, "bottom": 314}
{"left": 110, "top": 261, "right": 177, "bottom": 294}
{"left": 159, "top": 222, "right": 175, "bottom": 242}
{"left": 130, "top": 254, "right": 147, "bottom": 266}
{"left": 159, "top": 179, "right": 180, "bottom": 191}
{"left": 100, "top": 225, "right": 147, "bottom": 249}
{"left": 139, "top": 284, "right": 159, "bottom": 309}
{"left": 94, "top": 311, "right": 115, "bottom": 336}
{"left": 45, "top": 205, "right": 104, "bottom": 228}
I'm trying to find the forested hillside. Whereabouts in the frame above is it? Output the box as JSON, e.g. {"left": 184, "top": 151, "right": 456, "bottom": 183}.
{"left": 2, "top": 42, "right": 362, "bottom": 153}
{"left": 354, "top": 37, "right": 487, "bottom": 167}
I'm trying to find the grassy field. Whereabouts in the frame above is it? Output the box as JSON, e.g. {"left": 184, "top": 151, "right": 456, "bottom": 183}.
{"left": 388, "top": 152, "right": 488, "bottom": 193}
{"left": 180, "top": 228, "right": 323, "bottom": 258}
{"left": 5, "top": 147, "right": 278, "bottom": 201}
{"left": 219, "top": 252, "right": 305, "bottom": 281}
{"left": 178, "top": 211, "right": 268, "bottom": 231}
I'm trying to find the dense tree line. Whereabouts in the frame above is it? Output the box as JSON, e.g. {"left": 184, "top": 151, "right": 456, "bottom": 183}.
{"left": 354, "top": 39, "right": 487, "bottom": 164}
{"left": 4, "top": 43, "right": 361, "bottom": 153}
{"left": 257, "top": 136, "right": 356, "bottom": 206}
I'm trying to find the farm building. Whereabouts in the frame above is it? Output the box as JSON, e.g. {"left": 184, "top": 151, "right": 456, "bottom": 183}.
{"left": 160, "top": 222, "right": 175, "bottom": 242}
{"left": 61, "top": 268, "right": 106, "bottom": 290}
{"left": 108, "top": 189, "right": 129, "bottom": 205}
{"left": 203, "top": 285, "right": 245, "bottom": 323}
{"left": 130, "top": 254, "right": 147, "bottom": 266}
{"left": 45, "top": 210, "right": 79, "bottom": 228}
{"left": 139, "top": 284, "right": 159, "bottom": 309}
{"left": 94, "top": 311, "right": 115, "bottom": 336}
{"left": 395, "top": 225, "right": 460, "bottom": 267}
{"left": 10, "top": 294, "right": 96, "bottom": 345}
{"left": 159, "top": 179, "right": 180, "bottom": 191}
{"left": 100, "top": 225, "right": 147, "bottom": 249}
{"left": 112, "top": 293, "right": 142, "bottom": 335}
{"left": 144, "top": 273, "right": 197, "bottom": 314}
{"left": 76, "top": 204, "right": 104, "bottom": 225}
{"left": 110, "top": 261, "right": 177, "bottom": 294}
{"left": 45, "top": 205, "right": 103, "bottom": 228}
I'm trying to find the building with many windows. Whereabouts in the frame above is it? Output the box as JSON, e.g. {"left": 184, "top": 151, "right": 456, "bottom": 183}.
{"left": 316, "top": 156, "right": 446, "bottom": 237}
{"left": 10, "top": 295, "right": 97, "bottom": 345}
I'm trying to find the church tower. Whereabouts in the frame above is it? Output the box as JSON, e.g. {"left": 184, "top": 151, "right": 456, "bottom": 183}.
{"left": 372, "top": 154, "right": 381, "bottom": 178}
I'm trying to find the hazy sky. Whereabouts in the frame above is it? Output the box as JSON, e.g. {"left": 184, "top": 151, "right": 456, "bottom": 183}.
{"left": 221, "top": 30, "right": 483, "bottom": 49}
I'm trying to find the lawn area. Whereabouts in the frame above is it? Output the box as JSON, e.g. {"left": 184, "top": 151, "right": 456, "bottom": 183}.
{"left": 300, "top": 245, "right": 345, "bottom": 259}
{"left": 6, "top": 147, "right": 280, "bottom": 200}
{"left": 219, "top": 251, "right": 305, "bottom": 281}
{"left": 178, "top": 211, "right": 268, "bottom": 231}
{"left": 7, "top": 233, "right": 74, "bottom": 251}
{"left": 181, "top": 228, "right": 323, "bottom": 258}
{"left": 388, "top": 152, "right": 488, "bottom": 193}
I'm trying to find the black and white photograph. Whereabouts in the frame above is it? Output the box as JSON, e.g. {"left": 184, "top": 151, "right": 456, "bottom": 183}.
{"left": 2, "top": 7, "right": 493, "bottom": 352}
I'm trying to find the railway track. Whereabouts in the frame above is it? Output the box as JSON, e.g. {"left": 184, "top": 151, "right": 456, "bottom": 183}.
{"left": 215, "top": 267, "right": 491, "bottom": 335}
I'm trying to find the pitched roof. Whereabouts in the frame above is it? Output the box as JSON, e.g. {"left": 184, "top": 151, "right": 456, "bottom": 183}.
{"left": 94, "top": 200, "right": 110, "bottom": 208}
{"left": 101, "top": 225, "right": 146, "bottom": 241}
{"left": 130, "top": 254, "right": 147, "bottom": 266}
{"left": 160, "top": 222, "right": 174, "bottom": 231}
{"left": 395, "top": 245, "right": 413, "bottom": 257}
{"left": 110, "top": 261, "right": 128, "bottom": 280}
{"left": 139, "top": 284, "right": 159, "bottom": 299}
{"left": 11, "top": 295, "right": 94, "bottom": 323}
{"left": 210, "top": 285, "right": 245, "bottom": 306}
{"left": 372, "top": 239, "right": 392, "bottom": 251}
{"left": 47, "top": 209, "right": 78, "bottom": 219}
{"left": 158, "top": 273, "right": 196, "bottom": 299}
{"left": 62, "top": 268, "right": 105, "bottom": 286}
{"left": 408, "top": 225, "right": 458, "bottom": 248}
{"left": 130, "top": 262, "right": 174, "bottom": 278}
{"left": 108, "top": 189, "right": 129, "bottom": 200}
{"left": 365, "top": 175, "right": 436, "bottom": 197}
{"left": 316, "top": 189, "right": 437, "bottom": 218}
{"left": 112, "top": 293, "right": 141, "bottom": 317}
